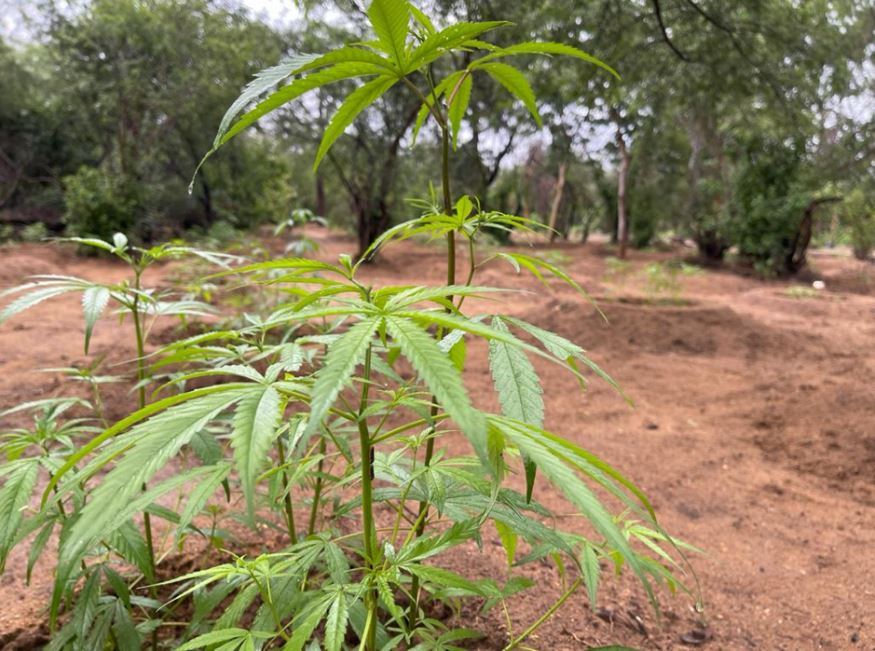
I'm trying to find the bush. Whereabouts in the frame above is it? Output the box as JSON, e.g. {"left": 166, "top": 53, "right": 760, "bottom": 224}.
{"left": 63, "top": 166, "right": 139, "bottom": 242}
{"left": 840, "top": 187, "right": 875, "bottom": 260}
{"left": 731, "top": 138, "right": 812, "bottom": 274}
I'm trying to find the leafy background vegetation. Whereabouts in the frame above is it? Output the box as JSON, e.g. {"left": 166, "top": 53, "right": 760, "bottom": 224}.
{"left": 1, "top": 0, "right": 873, "bottom": 271}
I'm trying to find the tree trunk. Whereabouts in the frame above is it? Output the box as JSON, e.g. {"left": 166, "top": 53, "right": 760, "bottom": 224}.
{"left": 786, "top": 196, "right": 842, "bottom": 273}
{"left": 547, "top": 162, "right": 567, "bottom": 242}
{"left": 356, "top": 198, "right": 391, "bottom": 260}
{"left": 615, "top": 127, "right": 630, "bottom": 259}
{"left": 315, "top": 172, "right": 327, "bottom": 217}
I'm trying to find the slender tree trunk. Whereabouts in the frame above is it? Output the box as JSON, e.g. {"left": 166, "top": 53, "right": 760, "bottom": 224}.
{"left": 547, "top": 162, "right": 567, "bottom": 242}
{"left": 787, "top": 196, "right": 841, "bottom": 273}
{"left": 615, "top": 127, "right": 630, "bottom": 259}
{"left": 315, "top": 172, "right": 327, "bottom": 217}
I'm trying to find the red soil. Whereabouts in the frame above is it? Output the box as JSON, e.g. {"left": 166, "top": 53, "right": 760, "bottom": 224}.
{"left": 1, "top": 231, "right": 873, "bottom": 650}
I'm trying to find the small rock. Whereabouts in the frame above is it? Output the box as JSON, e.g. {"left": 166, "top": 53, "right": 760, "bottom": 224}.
{"left": 850, "top": 631, "right": 859, "bottom": 643}
{"left": 680, "top": 626, "right": 713, "bottom": 646}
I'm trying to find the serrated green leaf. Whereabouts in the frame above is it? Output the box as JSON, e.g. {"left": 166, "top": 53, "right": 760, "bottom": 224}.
{"left": 448, "top": 72, "right": 472, "bottom": 149}
{"left": 0, "top": 459, "right": 39, "bottom": 572}
{"left": 581, "top": 543, "right": 601, "bottom": 607}
{"left": 52, "top": 390, "right": 248, "bottom": 624}
{"left": 403, "top": 563, "right": 486, "bottom": 595}
{"left": 324, "top": 590, "right": 349, "bottom": 651}
{"left": 488, "top": 317, "right": 543, "bottom": 427}
{"left": 284, "top": 594, "right": 333, "bottom": 650}
{"left": 81, "top": 286, "right": 110, "bottom": 354}
{"left": 493, "top": 415, "right": 654, "bottom": 604}
{"left": 0, "top": 283, "right": 84, "bottom": 325}
{"left": 176, "top": 628, "right": 248, "bottom": 651}
{"left": 488, "top": 316, "right": 543, "bottom": 500}
{"left": 232, "top": 385, "right": 283, "bottom": 520}
{"left": 112, "top": 600, "right": 141, "bottom": 651}
{"left": 109, "top": 520, "right": 154, "bottom": 580}
{"left": 494, "top": 519, "right": 518, "bottom": 567}
{"left": 306, "top": 317, "right": 378, "bottom": 439}
{"left": 478, "top": 62, "right": 541, "bottom": 126}
{"left": 214, "top": 53, "right": 316, "bottom": 152}
{"left": 26, "top": 518, "right": 54, "bottom": 583}
{"left": 383, "top": 316, "right": 490, "bottom": 473}
{"left": 314, "top": 75, "right": 399, "bottom": 170}
{"left": 476, "top": 41, "right": 619, "bottom": 79}
{"left": 368, "top": 0, "right": 410, "bottom": 65}
{"left": 178, "top": 463, "right": 232, "bottom": 536}
{"left": 408, "top": 21, "right": 508, "bottom": 69}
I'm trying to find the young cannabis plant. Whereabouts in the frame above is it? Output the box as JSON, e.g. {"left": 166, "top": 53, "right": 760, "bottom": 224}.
{"left": 0, "top": 234, "right": 237, "bottom": 648}
{"left": 0, "top": 1, "right": 696, "bottom": 649}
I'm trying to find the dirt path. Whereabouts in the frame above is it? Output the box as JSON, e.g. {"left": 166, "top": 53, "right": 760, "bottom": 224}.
{"left": 1, "top": 234, "right": 874, "bottom": 650}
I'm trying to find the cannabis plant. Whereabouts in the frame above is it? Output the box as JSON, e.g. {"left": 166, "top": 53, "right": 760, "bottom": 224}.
{"left": 0, "top": 235, "right": 236, "bottom": 648}
{"left": 0, "top": 1, "right": 694, "bottom": 649}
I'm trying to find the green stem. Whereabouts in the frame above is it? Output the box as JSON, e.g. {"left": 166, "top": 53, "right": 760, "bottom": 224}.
{"left": 502, "top": 578, "right": 582, "bottom": 651}
{"left": 132, "top": 267, "right": 158, "bottom": 651}
{"left": 307, "top": 437, "right": 326, "bottom": 536}
{"left": 454, "top": 236, "right": 478, "bottom": 311}
{"left": 275, "top": 438, "right": 298, "bottom": 545}
{"left": 357, "top": 344, "right": 378, "bottom": 651}
{"left": 408, "top": 123, "right": 457, "bottom": 630}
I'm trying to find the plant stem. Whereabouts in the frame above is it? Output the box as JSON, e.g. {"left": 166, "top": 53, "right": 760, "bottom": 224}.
{"left": 307, "top": 437, "right": 326, "bottom": 536}
{"left": 357, "top": 344, "right": 378, "bottom": 651}
{"left": 132, "top": 267, "right": 158, "bottom": 651}
{"left": 408, "top": 124, "right": 458, "bottom": 630}
{"left": 275, "top": 438, "right": 298, "bottom": 545}
{"left": 502, "top": 578, "right": 582, "bottom": 651}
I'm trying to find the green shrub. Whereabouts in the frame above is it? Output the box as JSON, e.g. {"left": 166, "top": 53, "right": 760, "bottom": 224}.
{"left": 63, "top": 166, "right": 139, "bottom": 242}
{"left": 840, "top": 187, "right": 875, "bottom": 260}
{"left": 730, "top": 138, "right": 811, "bottom": 274}
{"left": 19, "top": 222, "right": 50, "bottom": 242}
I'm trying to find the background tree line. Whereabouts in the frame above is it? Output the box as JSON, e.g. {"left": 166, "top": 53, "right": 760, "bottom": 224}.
{"left": 1, "top": 0, "right": 873, "bottom": 273}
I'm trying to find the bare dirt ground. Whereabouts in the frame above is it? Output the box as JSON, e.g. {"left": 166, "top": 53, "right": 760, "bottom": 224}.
{"left": 1, "top": 230, "right": 874, "bottom": 650}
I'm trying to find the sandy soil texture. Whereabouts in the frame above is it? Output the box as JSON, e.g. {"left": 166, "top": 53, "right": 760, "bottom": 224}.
{"left": 1, "top": 231, "right": 873, "bottom": 650}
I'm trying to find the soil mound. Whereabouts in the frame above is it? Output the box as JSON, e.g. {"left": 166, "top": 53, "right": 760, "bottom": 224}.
{"left": 527, "top": 298, "right": 825, "bottom": 360}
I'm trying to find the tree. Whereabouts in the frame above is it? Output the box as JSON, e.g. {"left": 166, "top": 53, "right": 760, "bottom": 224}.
{"left": 43, "top": 0, "right": 291, "bottom": 240}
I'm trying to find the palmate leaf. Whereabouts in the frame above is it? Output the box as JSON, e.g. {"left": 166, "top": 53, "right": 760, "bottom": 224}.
{"left": 0, "top": 281, "right": 89, "bottom": 325}
{"left": 491, "top": 415, "right": 658, "bottom": 606}
{"left": 477, "top": 62, "right": 542, "bottom": 127}
{"left": 487, "top": 318, "right": 544, "bottom": 427}
{"left": 193, "top": 62, "right": 386, "bottom": 185}
{"left": 51, "top": 388, "right": 252, "bottom": 623}
{"left": 383, "top": 316, "right": 491, "bottom": 473}
{"left": 323, "top": 589, "right": 349, "bottom": 651}
{"left": 0, "top": 458, "right": 39, "bottom": 572}
{"left": 447, "top": 72, "right": 473, "bottom": 149}
{"left": 367, "top": 0, "right": 410, "bottom": 66}
{"left": 488, "top": 317, "right": 543, "bottom": 501}
{"left": 476, "top": 41, "right": 620, "bottom": 79}
{"left": 217, "top": 62, "right": 383, "bottom": 147}
{"left": 407, "top": 21, "right": 509, "bottom": 69}
{"left": 81, "top": 286, "right": 110, "bottom": 353}
{"left": 176, "top": 628, "right": 249, "bottom": 651}
{"left": 232, "top": 385, "right": 283, "bottom": 520}
{"left": 411, "top": 69, "right": 463, "bottom": 145}
{"left": 306, "top": 317, "right": 380, "bottom": 438}
{"left": 216, "top": 53, "right": 320, "bottom": 141}
{"left": 314, "top": 75, "right": 399, "bottom": 170}
{"left": 283, "top": 593, "right": 334, "bottom": 651}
